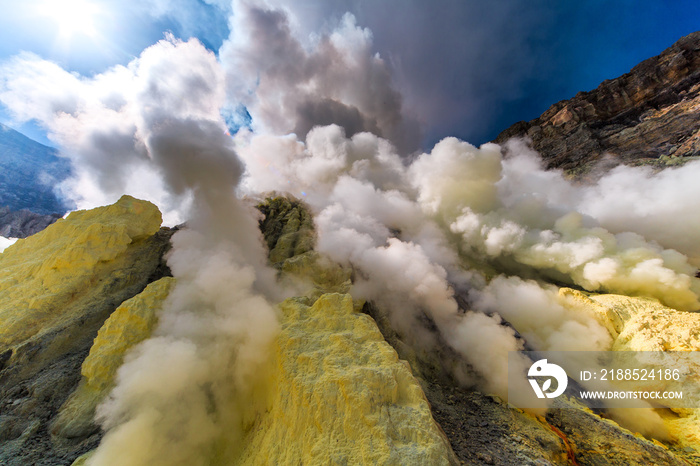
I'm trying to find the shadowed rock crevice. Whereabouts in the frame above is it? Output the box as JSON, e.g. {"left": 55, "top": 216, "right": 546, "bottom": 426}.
{"left": 257, "top": 196, "right": 315, "bottom": 266}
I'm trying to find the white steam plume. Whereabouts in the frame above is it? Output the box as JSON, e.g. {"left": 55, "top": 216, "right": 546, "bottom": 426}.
{"left": 236, "top": 125, "right": 538, "bottom": 401}
{"left": 1, "top": 36, "right": 280, "bottom": 464}
{"left": 0, "top": 36, "right": 227, "bottom": 225}
{"left": 92, "top": 228, "right": 279, "bottom": 465}
{"left": 236, "top": 118, "right": 700, "bottom": 410}
{"left": 411, "top": 137, "right": 700, "bottom": 311}
{"left": 84, "top": 38, "right": 280, "bottom": 465}
{"left": 221, "top": 1, "right": 421, "bottom": 154}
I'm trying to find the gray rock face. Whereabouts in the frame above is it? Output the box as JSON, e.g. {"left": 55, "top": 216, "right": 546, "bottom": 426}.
{"left": 495, "top": 31, "right": 700, "bottom": 174}
{"left": 0, "top": 207, "right": 62, "bottom": 238}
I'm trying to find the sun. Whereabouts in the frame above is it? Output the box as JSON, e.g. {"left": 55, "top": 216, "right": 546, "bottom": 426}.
{"left": 39, "top": 0, "right": 101, "bottom": 38}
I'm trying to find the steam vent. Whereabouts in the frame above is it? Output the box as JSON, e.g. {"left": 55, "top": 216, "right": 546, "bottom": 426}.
{"left": 2, "top": 24, "right": 700, "bottom": 466}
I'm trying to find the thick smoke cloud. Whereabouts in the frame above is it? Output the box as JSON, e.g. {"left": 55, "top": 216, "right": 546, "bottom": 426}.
{"left": 236, "top": 119, "right": 700, "bottom": 410}
{"left": 236, "top": 125, "right": 578, "bottom": 401}
{"left": 410, "top": 138, "right": 700, "bottom": 311}
{"left": 85, "top": 38, "right": 280, "bottom": 465}
{"left": 262, "top": 0, "right": 700, "bottom": 147}
{"left": 92, "top": 229, "right": 279, "bottom": 465}
{"left": 221, "top": 2, "right": 421, "bottom": 154}
{"left": 2, "top": 37, "right": 280, "bottom": 464}
{"left": 260, "top": 0, "right": 555, "bottom": 146}
{"left": 1, "top": 36, "right": 230, "bottom": 225}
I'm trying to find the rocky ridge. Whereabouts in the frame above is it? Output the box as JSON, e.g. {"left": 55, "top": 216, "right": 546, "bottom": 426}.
{"left": 495, "top": 31, "right": 700, "bottom": 174}
{"left": 0, "top": 207, "right": 62, "bottom": 239}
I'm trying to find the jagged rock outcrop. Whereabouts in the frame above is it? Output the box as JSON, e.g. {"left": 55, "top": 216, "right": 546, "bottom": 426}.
{"left": 0, "top": 195, "right": 174, "bottom": 465}
{"left": 238, "top": 292, "right": 457, "bottom": 465}
{"left": 257, "top": 197, "right": 315, "bottom": 266}
{"left": 495, "top": 31, "right": 700, "bottom": 174}
{"left": 0, "top": 206, "right": 62, "bottom": 238}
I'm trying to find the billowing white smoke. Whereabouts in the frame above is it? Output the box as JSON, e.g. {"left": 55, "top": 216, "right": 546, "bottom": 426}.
{"left": 86, "top": 38, "right": 279, "bottom": 464}
{"left": 92, "top": 228, "right": 279, "bottom": 465}
{"left": 0, "top": 36, "right": 226, "bottom": 225}
{"left": 410, "top": 137, "right": 700, "bottom": 311}
{"left": 238, "top": 125, "right": 529, "bottom": 396}
{"left": 235, "top": 119, "right": 700, "bottom": 415}
{"left": 221, "top": 1, "right": 421, "bottom": 154}
{"left": 1, "top": 37, "right": 280, "bottom": 464}
{"left": 474, "top": 276, "right": 613, "bottom": 352}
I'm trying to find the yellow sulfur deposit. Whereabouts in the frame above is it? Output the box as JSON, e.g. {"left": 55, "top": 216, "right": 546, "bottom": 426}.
{"left": 589, "top": 293, "right": 700, "bottom": 352}
{"left": 65, "top": 259, "right": 454, "bottom": 464}
{"left": 0, "top": 195, "right": 162, "bottom": 349}
{"left": 559, "top": 288, "right": 700, "bottom": 351}
{"left": 237, "top": 293, "right": 456, "bottom": 465}
{"left": 587, "top": 291, "right": 700, "bottom": 458}
{"left": 54, "top": 277, "right": 174, "bottom": 438}
{"left": 560, "top": 288, "right": 700, "bottom": 459}
{"left": 80, "top": 277, "right": 174, "bottom": 391}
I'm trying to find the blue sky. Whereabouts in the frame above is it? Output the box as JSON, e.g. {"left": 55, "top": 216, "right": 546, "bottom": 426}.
{"left": 0, "top": 0, "right": 698, "bottom": 148}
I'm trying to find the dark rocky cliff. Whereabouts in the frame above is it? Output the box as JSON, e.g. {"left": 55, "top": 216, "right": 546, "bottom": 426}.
{"left": 0, "top": 207, "right": 62, "bottom": 238}
{"left": 495, "top": 31, "right": 700, "bottom": 174}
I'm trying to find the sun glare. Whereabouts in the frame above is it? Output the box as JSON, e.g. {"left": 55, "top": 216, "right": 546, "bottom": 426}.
{"left": 39, "top": 0, "right": 101, "bottom": 38}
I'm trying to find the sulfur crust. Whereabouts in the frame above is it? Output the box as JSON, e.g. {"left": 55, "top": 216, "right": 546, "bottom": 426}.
{"left": 81, "top": 277, "right": 175, "bottom": 391}
{"left": 236, "top": 292, "right": 455, "bottom": 465}
{"left": 0, "top": 195, "right": 162, "bottom": 349}
{"left": 53, "top": 277, "right": 175, "bottom": 438}
{"left": 561, "top": 288, "right": 700, "bottom": 456}
{"left": 70, "top": 290, "right": 455, "bottom": 465}
{"left": 62, "top": 232, "right": 454, "bottom": 464}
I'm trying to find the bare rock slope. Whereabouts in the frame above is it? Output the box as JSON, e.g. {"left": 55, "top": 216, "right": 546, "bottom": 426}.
{"left": 495, "top": 31, "right": 700, "bottom": 174}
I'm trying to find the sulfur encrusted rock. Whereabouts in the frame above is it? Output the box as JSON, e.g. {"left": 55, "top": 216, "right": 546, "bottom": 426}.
{"left": 52, "top": 277, "right": 174, "bottom": 440}
{"left": 237, "top": 293, "right": 457, "bottom": 465}
{"left": 560, "top": 288, "right": 700, "bottom": 463}
{"left": 559, "top": 288, "right": 700, "bottom": 352}
{"left": 0, "top": 195, "right": 162, "bottom": 349}
{"left": 257, "top": 197, "right": 315, "bottom": 266}
{"left": 0, "top": 195, "right": 173, "bottom": 466}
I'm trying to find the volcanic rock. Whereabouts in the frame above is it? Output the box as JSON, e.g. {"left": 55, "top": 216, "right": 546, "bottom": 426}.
{"left": 495, "top": 31, "right": 700, "bottom": 175}
{"left": 0, "top": 207, "right": 62, "bottom": 239}
{"left": 0, "top": 195, "right": 174, "bottom": 465}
